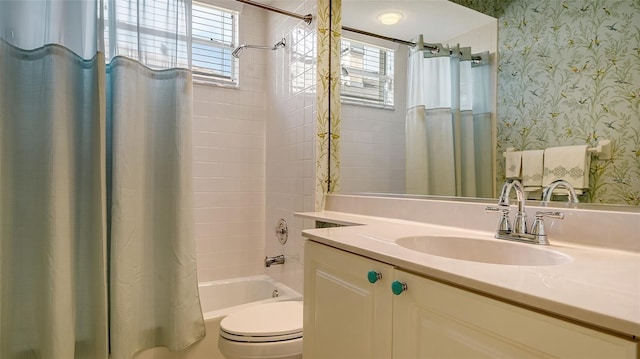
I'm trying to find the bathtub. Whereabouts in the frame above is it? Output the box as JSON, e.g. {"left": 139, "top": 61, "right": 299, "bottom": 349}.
{"left": 134, "top": 275, "right": 302, "bottom": 359}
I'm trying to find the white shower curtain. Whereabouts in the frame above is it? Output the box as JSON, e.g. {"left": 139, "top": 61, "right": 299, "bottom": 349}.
{"left": 0, "top": 40, "right": 109, "bottom": 359}
{"left": 471, "top": 57, "right": 494, "bottom": 198}
{"left": 406, "top": 46, "right": 492, "bottom": 197}
{"left": 0, "top": 1, "right": 204, "bottom": 358}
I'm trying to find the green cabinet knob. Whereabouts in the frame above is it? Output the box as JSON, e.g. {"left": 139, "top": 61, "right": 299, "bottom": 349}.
{"left": 391, "top": 280, "right": 407, "bottom": 295}
{"left": 367, "top": 270, "right": 382, "bottom": 283}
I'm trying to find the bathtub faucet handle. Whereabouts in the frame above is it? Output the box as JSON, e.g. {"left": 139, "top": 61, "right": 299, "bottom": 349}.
{"left": 265, "top": 255, "right": 285, "bottom": 267}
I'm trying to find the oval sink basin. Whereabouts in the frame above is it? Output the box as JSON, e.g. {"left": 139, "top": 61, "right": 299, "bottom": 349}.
{"left": 395, "top": 236, "right": 571, "bottom": 266}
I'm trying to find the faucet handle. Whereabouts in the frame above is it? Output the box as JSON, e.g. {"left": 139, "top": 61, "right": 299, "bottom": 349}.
{"left": 534, "top": 211, "right": 565, "bottom": 220}
{"left": 530, "top": 211, "right": 564, "bottom": 245}
{"left": 485, "top": 205, "right": 509, "bottom": 213}
{"left": 486, "top": 206, "right": 511, "bottom": 233}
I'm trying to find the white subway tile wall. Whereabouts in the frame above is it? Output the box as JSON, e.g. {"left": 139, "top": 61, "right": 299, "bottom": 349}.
{"left": 192, "top": 4, "right": 268, "bottom": 282}
{"left": 191, "top": 1, "right": 317, "bottom": 291}
{"left": 264, "top": 0, "right": 317, "bottom": 294}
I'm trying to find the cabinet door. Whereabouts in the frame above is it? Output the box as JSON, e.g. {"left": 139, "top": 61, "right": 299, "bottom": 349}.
{"left": 392, "top": 269, "right": 637, "bottom": 359}
{"left": 304, "top": 241, "right": 393, "bottom": 359}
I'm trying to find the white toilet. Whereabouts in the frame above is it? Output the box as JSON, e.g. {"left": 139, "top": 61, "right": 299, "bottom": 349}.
{"left": 218, "top": 301, "right": 303, "bottom": 359}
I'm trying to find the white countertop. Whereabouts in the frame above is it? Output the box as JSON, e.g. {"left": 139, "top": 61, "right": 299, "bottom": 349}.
{"left": 298, "top": 210, "right": 640, "bottom": 339}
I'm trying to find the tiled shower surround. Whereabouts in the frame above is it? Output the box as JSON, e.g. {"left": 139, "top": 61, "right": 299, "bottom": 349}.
{"left": 192, "top": 0, "right": 317, "bottom": 293}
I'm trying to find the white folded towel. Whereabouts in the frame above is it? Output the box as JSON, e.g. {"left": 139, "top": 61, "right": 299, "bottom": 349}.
{"left": 504, "top": 150, "right": 522, "bottom": 179}
{"left": 522, "top": 150, "right": 544, "bottom": 188}
{"left": 521, "top": 149, "right": 544, "bottom": 199}
{"left": 542, "top": 145, "right": 591, "bottom": 190}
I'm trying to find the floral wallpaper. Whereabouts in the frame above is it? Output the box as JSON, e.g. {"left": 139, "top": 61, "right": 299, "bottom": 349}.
{"left": 315, "top": 0, "right": 341, "bottom": 210}
{"left": 495, "top": 0, "right": 640, "bottom": 205}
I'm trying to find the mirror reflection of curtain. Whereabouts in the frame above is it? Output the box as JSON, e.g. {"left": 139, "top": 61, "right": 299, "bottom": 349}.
{"left": 0, "top": 1, "right": 204, "bottom": 358}
{"left": 471, "top": 55, "right": 494, "bottom": 198}
{"left": 406, "top": 43, "right": 492, "bottom": 197}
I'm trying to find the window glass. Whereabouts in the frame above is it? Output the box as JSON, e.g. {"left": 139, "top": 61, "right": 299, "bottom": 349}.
{"left": 192, "top": 2, "right": 239, "bottom": 85}
{"left": 340, "top": 38, "right": 395, "bottom": 109}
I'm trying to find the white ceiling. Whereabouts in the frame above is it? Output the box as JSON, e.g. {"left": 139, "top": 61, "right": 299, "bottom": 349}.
{"left": 342, "top": 0, "right": 496, "bottom": 44}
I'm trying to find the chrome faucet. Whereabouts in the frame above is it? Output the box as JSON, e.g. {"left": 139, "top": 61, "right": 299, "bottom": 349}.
{"left": 265, "top": 255, "right": 285, "bottom": 267}
{"left": 487, "top": 179, "right": 564, "bottom": 245}
{"left": 497, "top": 178, "right": 527, "bottom": 234}
{"left": 542, "top": 179, "right": 579, "bottom": 204}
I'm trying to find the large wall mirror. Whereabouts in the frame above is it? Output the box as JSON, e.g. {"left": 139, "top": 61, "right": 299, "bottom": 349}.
{"left": 332, "top": 0, "right": 640, "bottom": 207}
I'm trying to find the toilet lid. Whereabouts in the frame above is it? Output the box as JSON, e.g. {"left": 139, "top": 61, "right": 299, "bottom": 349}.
{"left": 220, "top": 301, "right": 303, "bottom": 342}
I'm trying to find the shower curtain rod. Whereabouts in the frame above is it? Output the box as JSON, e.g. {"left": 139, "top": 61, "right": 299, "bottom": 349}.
{"left": 234, "top": 2, "right": 481, "bottom": 61}
{"left": 343, "top": 28, "right": 483, "bottom": 62}
{"left": 235, "top": 0, "right": 313, "bottom": 25}
{"left": 342, "top": 26, "right": 417, "bottom": 47}
{"left": 233, "top": 1, "right": 411, "bottom": 46}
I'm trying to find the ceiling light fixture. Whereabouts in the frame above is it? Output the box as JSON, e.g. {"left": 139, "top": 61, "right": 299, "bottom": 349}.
{"left": 377, "top": 11, "right": 403, "bottom": 25}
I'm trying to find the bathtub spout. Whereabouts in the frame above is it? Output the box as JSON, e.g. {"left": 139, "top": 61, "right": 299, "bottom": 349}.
{"left": 265, "top": 255, "right": 285, "bottom": 267}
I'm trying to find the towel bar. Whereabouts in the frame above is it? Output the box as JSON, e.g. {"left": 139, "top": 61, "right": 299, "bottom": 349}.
{"left": 503, "top": 139, "right": 611, "bottom": 160}
{"left": 586, "top": 139, "right": 611, "bottom": 159}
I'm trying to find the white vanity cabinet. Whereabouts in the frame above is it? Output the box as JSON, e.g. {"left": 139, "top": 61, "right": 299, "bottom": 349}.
{"left": 392, "top": 269, "right": 636, "bottom": 358}
{"left": 303, "top": 240, "right": 393, "bottom": 359}
{"left": 304, "top": 240, "right": 638, "bottom": 359}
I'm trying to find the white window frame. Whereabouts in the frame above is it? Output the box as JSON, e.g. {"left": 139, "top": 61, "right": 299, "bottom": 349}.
{"left": 340, "top": 38, "right": 395, "bottom": 109}
{"left": 192, "top": 1, "right": 239, "bottom": 86}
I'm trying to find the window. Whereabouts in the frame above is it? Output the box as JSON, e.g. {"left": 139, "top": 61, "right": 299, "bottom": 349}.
{"left": 103, "top": 0, "right": 190, "bottom": 68}
{"left": 290, "top": 26, "right": 317, "bottom": 94}
{"left": 103, "top": 1, "right": 238, "bottom": 84}
{"left": 340, "top": 38, "right": 394, "bottom": 109}
{"left": 192, "top": 2, "right": 239, "bottom": 85}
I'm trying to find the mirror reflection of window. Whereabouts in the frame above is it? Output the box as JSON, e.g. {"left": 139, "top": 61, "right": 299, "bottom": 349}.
{"left": 340, "top": 38, "right": 394, "bottom": 109}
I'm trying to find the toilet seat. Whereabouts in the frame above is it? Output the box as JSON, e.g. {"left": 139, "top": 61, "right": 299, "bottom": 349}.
{"left": 220, "top": 301, "right": 303, "bottom": 343}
